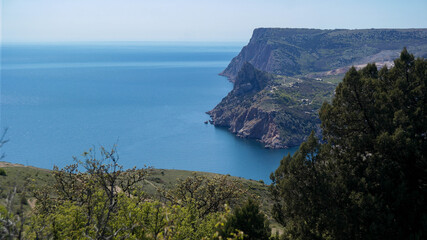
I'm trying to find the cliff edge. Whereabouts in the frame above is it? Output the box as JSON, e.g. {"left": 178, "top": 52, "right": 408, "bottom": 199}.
{"left": 221, "top": 28, "right": 427, "bottom": 81}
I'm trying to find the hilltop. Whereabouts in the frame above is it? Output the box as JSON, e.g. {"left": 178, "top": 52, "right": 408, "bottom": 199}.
{"left": 221, "top": 28, "right": 427, "bottom": 81}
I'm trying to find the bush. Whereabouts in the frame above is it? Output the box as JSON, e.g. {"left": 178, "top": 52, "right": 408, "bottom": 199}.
{"left": 0, "top": 168, "right": 6, "bottom": 176}
{"left": 220, "top": 198, "right": 271, "bottom": 240}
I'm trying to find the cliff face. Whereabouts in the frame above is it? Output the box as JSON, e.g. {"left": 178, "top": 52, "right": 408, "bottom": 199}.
{"left": 221, "top": 28, "right": 427, "bottom": 80}
{"left": 211, "top": 28, "right": 427, "bottom": 148}
{"left": 209, "top": 105, "right": 283, "bottom": 148}
{"left": 208, "top": 63, "right": 332, "bottom": 148}
{"left": 208, "top": 63, "right": 284, "bottom": 148}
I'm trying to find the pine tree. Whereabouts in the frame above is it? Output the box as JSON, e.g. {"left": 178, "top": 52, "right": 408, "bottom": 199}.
{"left": 271, "top": 49, "right": 427, "bottom": 239}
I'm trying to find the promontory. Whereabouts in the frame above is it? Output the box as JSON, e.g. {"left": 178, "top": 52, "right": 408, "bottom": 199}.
{"left": 208, "top": 28, "right": 427, "bottom": 148}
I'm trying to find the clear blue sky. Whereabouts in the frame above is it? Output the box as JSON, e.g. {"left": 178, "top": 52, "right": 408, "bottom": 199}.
{"left": 1, "top": 0, "right": 427, "bottom": 42}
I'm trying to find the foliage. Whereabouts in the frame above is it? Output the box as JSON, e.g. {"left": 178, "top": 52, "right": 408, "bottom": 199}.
{"left": 28, "top": 191, "right": 232, "bottom": 239}
{"left": 219, "top": 198, "right": 271, "bottom": 240}
{"left": 271, "top": 49, "right": 427, "bottom": 239}
{"left": 0, "top": 186, "right": 27, "bottom": 239}
{"left": 0, "top": 128, "right": 30, "bottom": 239}
{"left": 24, "top": 146, "right": 249, "bottom": 239}
{"left": 270, "top": 132, "right": 333, "bottom": 239}
{"left": 161, "top": 174, "right": 246, "bottom": 218}
{"left": 0, "top": 164, "right": 274, "bottom": 239}
{"left": 29, "top": 145, "right": 149, "bottom": 239}
{"left": 27, "top": 190, "right": 232, "bottom": 239}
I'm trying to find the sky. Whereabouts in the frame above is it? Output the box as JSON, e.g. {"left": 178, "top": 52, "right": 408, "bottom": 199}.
{"left": 1, "top": 0, "right": 427, "bottom": 42}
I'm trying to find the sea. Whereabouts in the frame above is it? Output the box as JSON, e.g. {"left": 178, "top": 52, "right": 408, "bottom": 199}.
{"left": 0, "top": 42, "right": 297, "bottom": 182}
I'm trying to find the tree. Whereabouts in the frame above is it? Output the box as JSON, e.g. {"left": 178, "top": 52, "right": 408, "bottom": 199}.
{"left": 0, "top": 128, "right": 28, "bottom": 240}
{"left": 0, "top": 128, "right": 9, "bottom": 176}
{"left": 271, "top": 49, "right": 427, "bottom": 239}
{"left": 30, "top": 146, "right": 148, "bottom": 239}
{"left": 0, "top": 186, "right": 27, "bottom": 240}
{"left": 0, "top": 128, "right": 9, "bottom": 161}
{"left": 161, "top": 174, "right": 245, "bottom": 218}
{"left": 219, "top": 198, "right": 271, "bottom": 240}
{"left": 270, "top": 132, "right": 332, "bottom": 240}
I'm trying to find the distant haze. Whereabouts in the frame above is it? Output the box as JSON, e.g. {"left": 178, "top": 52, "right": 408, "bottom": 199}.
{"left": 2, "top": 0, "right": 427, "bottom": 42}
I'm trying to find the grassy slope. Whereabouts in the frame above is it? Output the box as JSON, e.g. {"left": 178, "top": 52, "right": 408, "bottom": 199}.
{"left": 0, "top": 163, "right": 284, "bottom": 234}
{"left": 0, "top": 164, "right": 53, "bottom": 215}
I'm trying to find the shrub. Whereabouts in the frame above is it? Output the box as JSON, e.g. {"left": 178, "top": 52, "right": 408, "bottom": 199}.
{"left": 220, "top": 198, "right": 271, "bottom": 240}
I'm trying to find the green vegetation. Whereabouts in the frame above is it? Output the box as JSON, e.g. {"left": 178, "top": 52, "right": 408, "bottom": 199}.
{"left": 0, "top": 148, "right": 274, "bottom": 239}
{"left": 25, "top": 149, "right": 233, "bottom": 240}
{"left": 219, "top": 198, "right": 272, "bottom": 240}
{"left": 270, "top": 49, "right": 426, "bottom": 239}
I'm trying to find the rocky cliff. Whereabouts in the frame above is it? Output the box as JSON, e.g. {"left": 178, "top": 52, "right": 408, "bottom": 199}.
{"left": 208, "top": 63, "right": 334, "bottom": 148}
{"left": 221, "top": 28, "right": 427, "bottom": 80}
{"left": 211, "top": 28, "right": 427, "bottom": 148}
{"left": 208, "top": 63, "right": 282, "bottom": 148}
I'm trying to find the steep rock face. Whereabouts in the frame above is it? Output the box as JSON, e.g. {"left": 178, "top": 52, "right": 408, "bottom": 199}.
{"left": 208, "top": 63, "right": 283, "bottom": 148}
{"left": 209, "top": 103, "right": 284, "bottom": 148}
{"left": 208, "top": 62, "right": 322, "bottom": 148}
{"left": 221, "top": 28, "right": 427, "bottom": 80}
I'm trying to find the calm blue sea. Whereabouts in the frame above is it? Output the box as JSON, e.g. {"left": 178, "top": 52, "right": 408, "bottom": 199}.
{"left": 0, "top": 42, "right": 297, "bottom": 182}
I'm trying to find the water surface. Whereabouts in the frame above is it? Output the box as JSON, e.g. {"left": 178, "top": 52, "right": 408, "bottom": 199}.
{"left": 1, "top": 42, "right": 297, "bottom": 182}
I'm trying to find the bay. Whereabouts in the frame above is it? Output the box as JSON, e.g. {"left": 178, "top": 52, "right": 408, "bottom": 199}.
{"left": 0, "top": 42, "right": 297, "bottom": 182}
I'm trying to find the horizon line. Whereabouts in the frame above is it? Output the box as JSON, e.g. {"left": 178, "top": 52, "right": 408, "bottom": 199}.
{"left": 1, "top": 40, "right": 248, "bottom": 45}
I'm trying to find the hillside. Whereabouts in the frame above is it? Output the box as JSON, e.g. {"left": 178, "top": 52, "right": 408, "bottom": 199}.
{"left": 210, "top": 28, "right": 427, "bottom": 148}
{"left": 0, "top": 163, "right": 271, "bottom": 208}
{"left": 221, "top": 28, "right": 427, "bottom": 81}
{"left": 0, "top": 162, "right": 284, "bottom": 234}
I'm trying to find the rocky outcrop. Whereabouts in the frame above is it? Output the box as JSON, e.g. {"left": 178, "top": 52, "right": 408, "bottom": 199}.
{"left": 208, "top": 62, "right": 310, "bottom": 148}
{"left": 208, "top": 63, "right": 281, "bottom": 147}
{"left": 208, "top": 103, "right": 285, "bottom": 148}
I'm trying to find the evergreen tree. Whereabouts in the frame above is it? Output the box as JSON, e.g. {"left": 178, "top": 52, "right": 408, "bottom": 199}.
{"left": 271, "top": 49, "right": 427, "bottom": 239}
{"left": 220, "top": 198, "right": 271, "bottom": 240}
